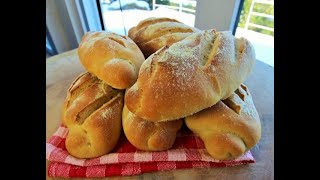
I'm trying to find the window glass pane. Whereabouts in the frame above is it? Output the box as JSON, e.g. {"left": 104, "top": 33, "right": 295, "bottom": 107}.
{"left": 235, "top": 0, "right": 274, "bottom": 67}
{"left": 46, "top": 35, "right": 54, "bottom": 54}
{"left": 99, "top": 0, "right": 197, "bottom": 35}
{"left": 46, "top": 36, "right": 50, "bottom": 46}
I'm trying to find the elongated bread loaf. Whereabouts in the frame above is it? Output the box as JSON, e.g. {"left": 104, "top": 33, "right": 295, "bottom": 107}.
{"left": 78, "top": 31, "right": 145, "bottom": 89}
{"left": 122, "top": 105, "right": 182, "bottom": 151}
{"left": 62, "top": 72, "right": 124, "bottom": 158}
{"left": 125, "top": 29, "right": 256, "bottom": 122}
{"left": 128, "top": 17, "right": 199, "bottom": 57}
{"left": 185, "top": 84, "right": 261, "bottom": 160}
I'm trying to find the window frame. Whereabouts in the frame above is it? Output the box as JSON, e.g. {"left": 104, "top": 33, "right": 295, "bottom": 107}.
{"left": 95, "top": 0, "right": 105, "bottom": 30}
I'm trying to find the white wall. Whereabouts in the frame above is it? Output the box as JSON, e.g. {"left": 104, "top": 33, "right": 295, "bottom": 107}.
{"left": 195, "top": 0, "right": 241, "bottom": 32}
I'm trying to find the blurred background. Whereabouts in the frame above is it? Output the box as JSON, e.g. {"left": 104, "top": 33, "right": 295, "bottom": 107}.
{"left": 46, "top": 0, "right": 273, "bottom": 66}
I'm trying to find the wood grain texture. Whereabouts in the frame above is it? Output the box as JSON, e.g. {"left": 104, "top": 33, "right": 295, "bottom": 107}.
{"left": 46, "top": 49, "right": 274, "bottom": 180}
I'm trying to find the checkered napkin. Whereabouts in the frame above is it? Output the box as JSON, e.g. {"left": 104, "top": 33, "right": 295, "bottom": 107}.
{"left": 46, "top": 125, "right": 255, "bottom": 178}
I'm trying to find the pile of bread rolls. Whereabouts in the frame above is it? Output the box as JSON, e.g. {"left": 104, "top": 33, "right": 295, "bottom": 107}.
{"left": 61, "top": 17, "right": 261, "bottom": 160}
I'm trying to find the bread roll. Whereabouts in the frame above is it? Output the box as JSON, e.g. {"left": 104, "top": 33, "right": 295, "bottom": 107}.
{"left": 185, "top": 84, "right": 261, "bottom": 160}
{"left": 125, "top": 29, "right": 256, "bottom": 122}
{"left": 78, "top": 31, "right": 145, "bottom": 89}
{"left": 122, "top": 105, "right": 182, "bottom": 151}
{"left": 62, "top": 72, "right": 124, "bottom": 158}
{"left": 128, "top": 17, "right": 199, "bottom": 57}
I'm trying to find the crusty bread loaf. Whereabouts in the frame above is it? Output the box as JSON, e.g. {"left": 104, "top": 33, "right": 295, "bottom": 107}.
{"left": 62, "top": 72, "right": 124, "bottom": 158}
{"left": 185, "top": 84, "right": 261, "bottom": 160}
{"left": 78, "top": 31, "right": 145, "bottom": 89}
{"left": 122, "top": 105, "right": 182, "bottom": 151}
{"left": 125, "top": 29, "right": 256, "bottom": 122}
{"left": 128, "top": 17, "right": 199, "bottom": 58}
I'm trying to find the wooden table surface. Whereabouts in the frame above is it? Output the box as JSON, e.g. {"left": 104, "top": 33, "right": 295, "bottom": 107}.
{"left": 46, "top": 49, "right": 274, "bottom": 180}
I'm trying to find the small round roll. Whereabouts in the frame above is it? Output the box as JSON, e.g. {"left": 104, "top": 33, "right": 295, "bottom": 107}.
{"left": 185, "top": 84, "right": 261, "bottom": 160}
{"left": 122, "top": 105, "right": 183, "bottom": 151}
{"left": 62, "top": 72, "right": 124, "bottom": 159}
{"left": 78, "top": 31, "right": 145, "bottom": 89}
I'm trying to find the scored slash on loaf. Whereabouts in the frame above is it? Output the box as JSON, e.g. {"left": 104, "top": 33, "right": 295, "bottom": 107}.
{"left": 125, "top": 29, "right": 256, "bottom": 122}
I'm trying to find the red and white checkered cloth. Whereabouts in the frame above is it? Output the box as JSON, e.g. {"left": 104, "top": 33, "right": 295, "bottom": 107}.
{"left": 46, "top": 125, "right": 255, "bottom": 178}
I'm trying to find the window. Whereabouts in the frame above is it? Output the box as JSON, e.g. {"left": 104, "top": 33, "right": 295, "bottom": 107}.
{"left": 46, "top": 26, "right": 57, "bottom": 56}
{"left": 97, "top": 0, "right": 197, "bottom": 35}
{"left": 47, "top": 0, "right": 272, "bottom": 63}
{"left": 234, "top": 0, "right": 274, "bottom": 66}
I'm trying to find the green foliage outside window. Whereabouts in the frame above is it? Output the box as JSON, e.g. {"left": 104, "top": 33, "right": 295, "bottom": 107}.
{"left": 238, "top": 0, "right": 274, "bottom": 36}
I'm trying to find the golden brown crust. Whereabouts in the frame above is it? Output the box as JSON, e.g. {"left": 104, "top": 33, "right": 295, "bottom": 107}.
{"left": 128, "top": 17, "right": 199, "bottom": 57}
{"left": 185, "top": 85, "right": 261, "bottom": 160}
{"left": 125, "top": 30, "right": 256, "bottom": 122}
{"left": 122, "top": 105, "right": 182, "bottom": 151}
{"left": 62, "top": 72, "right": 124, "bottom": 159}
{"left": 78, "top": 31, "right": 145, "bottom": 89}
